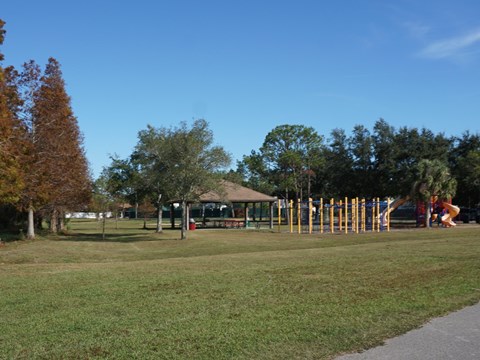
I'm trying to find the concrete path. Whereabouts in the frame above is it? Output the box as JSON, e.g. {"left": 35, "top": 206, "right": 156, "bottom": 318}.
{"left": 336, "top": 302, "right": 480, "bottom": 360}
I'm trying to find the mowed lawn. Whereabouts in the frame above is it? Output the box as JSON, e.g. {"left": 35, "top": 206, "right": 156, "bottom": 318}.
{"left": 1, "top": 221, "right": 480, "bottom": 359}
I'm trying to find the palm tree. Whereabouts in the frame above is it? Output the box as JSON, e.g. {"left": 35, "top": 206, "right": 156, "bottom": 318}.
{"left": 411, "top": 159, "right": 457, "bottom": 227}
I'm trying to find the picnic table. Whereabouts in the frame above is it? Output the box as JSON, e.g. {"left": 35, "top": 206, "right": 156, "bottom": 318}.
{"left": 223, "top": 219, "right": 245, "bottom": 228}
{"left": 203, "top": 219, "right": 246, "bottom": 228}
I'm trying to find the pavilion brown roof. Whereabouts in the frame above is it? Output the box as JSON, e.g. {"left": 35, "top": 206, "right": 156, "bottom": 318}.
{"left": 198, "top": 180, "right": 277, "bottom": 203}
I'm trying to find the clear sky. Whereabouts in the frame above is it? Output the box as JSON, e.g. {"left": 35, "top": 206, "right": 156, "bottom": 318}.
{"left": 3, "top": 0, "right": 480, "bottom": 177}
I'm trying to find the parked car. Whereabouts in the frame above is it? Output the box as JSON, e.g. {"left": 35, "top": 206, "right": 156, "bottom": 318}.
{"left": 458, "top": 207, "right": 480, "bottom": 223}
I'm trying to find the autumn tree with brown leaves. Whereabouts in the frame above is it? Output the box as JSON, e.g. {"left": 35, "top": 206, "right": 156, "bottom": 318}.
{"left": 28, "top": 58, "right": 91, "bottom": 235}
{"left": 0, "top": 20, "right": 24, "bottom": 207}
{"left": 0, "top": 19, "right": 90, "bottom": 237}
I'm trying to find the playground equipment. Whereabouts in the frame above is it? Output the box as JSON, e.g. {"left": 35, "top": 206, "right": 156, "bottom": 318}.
{"left": 277, "top": 195, "right": 461, "bottom": 234}
{"left": 279, "top": 197, "right": 391, "bottom": 234}
{"left": 441, "top": 202, "right": 460, "bottom": 227}
{"left": 379, "top": 197, "right": 409, "bottom": 227}
{"left": 417, "top": 197, "right": 460, "bottom": 227}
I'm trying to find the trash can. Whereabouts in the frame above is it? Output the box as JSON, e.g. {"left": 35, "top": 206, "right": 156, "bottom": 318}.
{"left": 189, "top": 218, "right": 196, "bottom": 230}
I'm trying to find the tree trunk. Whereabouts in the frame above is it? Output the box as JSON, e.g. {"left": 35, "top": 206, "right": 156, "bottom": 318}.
{"left": 102, "top": 212, "right": 106, "bottom": 240}
{"left": 59, "top": 209, "right": 66, "bottom": 232}
{"left": 143, "top": 199, "right": 148, "bottom": 229}
{"left": 425, "top": 200, "right": 432, "bottom": 228}
{"left": 50, "top": 209, "right": 58, "bottom": 233}
{"left": 156, "top": 206, "right": 163, "bottom": 233}
{"left": 27, "top": 206, "right": 35, "bottom": 239}
{"left": 155, "top": 194, "right": 163, "bottom": 232}
{"left": 35, "top": 213, "right": 43, "bottom": 230}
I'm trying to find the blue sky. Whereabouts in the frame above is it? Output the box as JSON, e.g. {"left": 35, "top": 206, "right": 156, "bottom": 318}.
{"left": 3, "top": 0, "right": 480, "bottom": 177}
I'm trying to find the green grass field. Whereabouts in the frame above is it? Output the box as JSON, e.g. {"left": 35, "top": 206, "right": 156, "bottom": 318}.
{"left": 1, "top": 220, "right": 480, "bottom": 359}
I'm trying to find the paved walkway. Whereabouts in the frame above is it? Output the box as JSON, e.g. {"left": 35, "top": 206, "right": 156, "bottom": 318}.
{"left": 336, "top": 302, "right": 480, "bottom": 360}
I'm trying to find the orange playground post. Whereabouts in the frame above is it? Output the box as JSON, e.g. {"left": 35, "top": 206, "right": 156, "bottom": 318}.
{"left": 330, "top": 198, "right": 334, "bottom": 233}
{"left": 344, "top": 197, "right": 348, "bottom": 234}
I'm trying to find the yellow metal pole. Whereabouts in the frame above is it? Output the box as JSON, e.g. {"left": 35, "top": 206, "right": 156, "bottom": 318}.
{"left": 320, "top": 198, "right": 323, "bottom": 234}
{"left": 355, "top": 197, "right": 359, "bottom": 233}
{"left": 278, "top": 199, "right": 281, "bottom": 233}
{"left": 308, "top": 197, "right": 313, "bottom": 234}
{"left": 361, "top": 198, "right": 365, "bottom": 232}
{"left": 345, "top": 197, "right": 348, "bottom": 234}
{"left": 339, "top": 200, "right": 343, "bottom": 232}
{"left": 330, "top": 198, "right": 334, "bottom": 233}
{"left": 355, "top": 197, "right": 360, "bottom": 234}
{"left": 297, "top": 199, "right": 301, "bottom": 234}
{"left": 351, "top": 198, "right": 355, "bottom": 234}
{"left": 289, "top": 200, "right": 293, "bottom": 233}
{"left": 376, "top": 197, "right": 380, "bottom": 232}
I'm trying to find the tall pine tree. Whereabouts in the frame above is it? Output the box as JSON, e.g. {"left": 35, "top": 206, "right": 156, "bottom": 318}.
{"left": 32, "top": 58, "right": 91, "bottom": 233}
{"left": 0, "top": 20, "right": 24, "bottom": 206}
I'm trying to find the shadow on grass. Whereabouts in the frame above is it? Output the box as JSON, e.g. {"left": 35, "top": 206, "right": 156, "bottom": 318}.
{"left": 58, "top": 228, "right": 183, "bottom": 243}
{"left": 0, "top": 231, "right": 22, "bottom": 243}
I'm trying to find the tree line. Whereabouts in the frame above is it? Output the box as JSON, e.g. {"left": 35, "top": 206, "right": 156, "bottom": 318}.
{"left": 0, "top": 20, "right": 90, "bottom": 238}
{"left": 100, "top": 119, "right": 476, "bottom": 232}
{"left": 2, "top": 16, "right": 479, "bottom": 237}
{"left": 232, "top": 121, "right": 479, "bottom": 210}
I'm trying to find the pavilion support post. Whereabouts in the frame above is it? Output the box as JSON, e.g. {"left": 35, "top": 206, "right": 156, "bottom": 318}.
{"left": 269, "top": 202, "right": 274, "bottom": 229}
{"left": 244, "top": 203, "right": 248, "bottom": 228}
{"left": 187, "top": 203, "right": 191, "bottom": 231}
{"left": 170, "top": 203, "right": 175, "bottom": 229}
{"left": 184, "top": 203, "right": 189, "bottom": 232}
{"left": 201, "top": 203, "right": 206, "bottom": 227}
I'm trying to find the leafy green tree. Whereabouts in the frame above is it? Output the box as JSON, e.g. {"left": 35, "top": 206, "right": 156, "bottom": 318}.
{"left": 349, "top": 124, "right": 374, "bottom": 197}
{"left": 455, "top": 149, "right": 480, "bottom": 207}
{"left": 164, "top": 119, "right": 231, "bottom": 239}
{"left": 221, "top": 169, "right": 245, "bottom": 186}
{"left": 236, "top": 150, "right": 275, "bottom": 195}
{"left": 91, "top": 175, "right": 116, "bottom": 240}
{"left": 131, "top": 124, "right": 171, "bottom": 233}
{"left": 98, "top": 159, "right": 132, "bottom": 228}
{"left": 394, "top": 127, "right": 450, "bottom": 197}
{"left": 322, "top": 128, "right": 355, "bottom": 198}
{"left": 259, "top": 124, "right": 324, "bottom": 201}
{"left": 449, "top": 132, "right": 480, "bottom": 207}
{"left": 410, "top": 159, "right": 457, "bottom": 227}
{"left": 132, "top": 119, "right": 230, "bottom": 238}
{"left": 371, "top": 118, "right": 397, "bottom": 197}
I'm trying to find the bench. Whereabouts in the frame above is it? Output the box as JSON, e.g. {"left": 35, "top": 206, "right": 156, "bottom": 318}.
{"left": 223, "top": 220, "right": 245, "bottom": 228}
